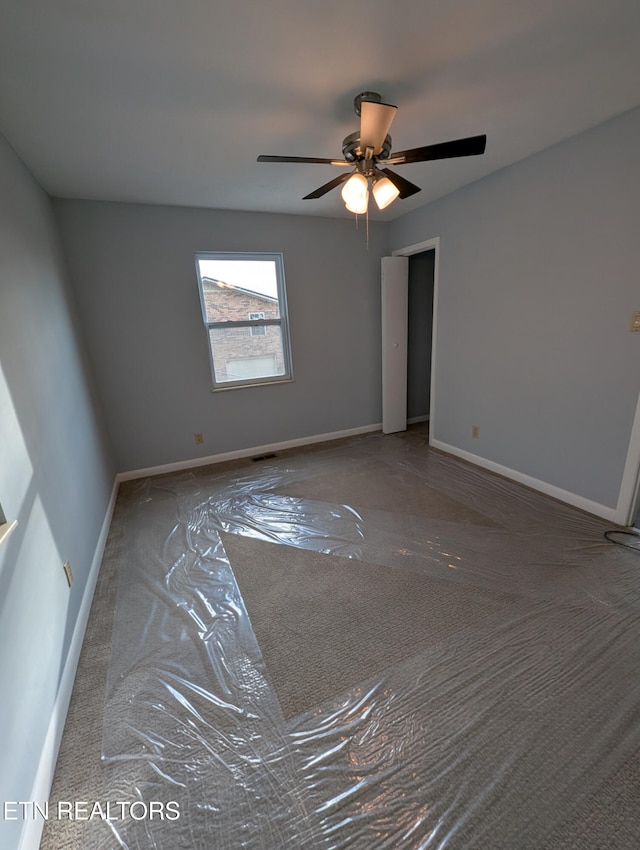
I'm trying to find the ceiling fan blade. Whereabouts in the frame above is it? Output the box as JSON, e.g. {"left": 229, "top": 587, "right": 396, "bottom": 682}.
{"left": 379, "top": 168, "right": 422, "bottom": 200}
{"left": 387, "top": 134, "right": 487, "bottom": 165}
{"left": 303, "top": 172, "right": 351, "bottom": 200}
{"left": 360, "top": 100, "right": 397, "bottom": 155}
{"left": 257, "top": 154, "right": 350, "bottom": 166}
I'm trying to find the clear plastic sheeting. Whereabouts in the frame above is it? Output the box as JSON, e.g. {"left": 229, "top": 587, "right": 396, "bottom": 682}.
{"left": 91, "top": 428, "right": 640, "bottom": 849}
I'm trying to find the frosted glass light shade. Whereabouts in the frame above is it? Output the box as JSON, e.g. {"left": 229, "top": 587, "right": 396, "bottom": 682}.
{"left": 341, "top": 172, "right": 369, "bottom": 214}
{"left": 372, "top": 176, "right": 400, "bottom": 210}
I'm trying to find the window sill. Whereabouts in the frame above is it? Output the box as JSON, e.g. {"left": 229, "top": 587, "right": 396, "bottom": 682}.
{"left": 0, "top": 520, "right": 18, "bottom": 548}
{"left": 211, "top": 377, "right": 294, "bottom": 392}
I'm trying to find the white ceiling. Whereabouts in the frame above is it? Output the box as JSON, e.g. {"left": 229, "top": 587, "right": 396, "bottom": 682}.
{"left": 1, "top": 0, "right": 639, "bottom": 221}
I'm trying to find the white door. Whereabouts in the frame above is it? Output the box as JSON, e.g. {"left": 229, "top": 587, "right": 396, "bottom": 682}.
{"left": 381, "top": 256, "right": 408, "bottom": 433}
{"left": 615, "top": 389, "right": 640, "bottom": 527}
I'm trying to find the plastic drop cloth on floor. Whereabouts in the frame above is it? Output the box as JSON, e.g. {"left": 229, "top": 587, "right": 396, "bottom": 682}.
{"left": 89, "top": 429, "right": 640, "bottom": 849}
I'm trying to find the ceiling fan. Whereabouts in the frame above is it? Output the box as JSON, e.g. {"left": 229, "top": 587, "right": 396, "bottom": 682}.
{"left": 257, "top": 92, "right": 487, "bottom": 214}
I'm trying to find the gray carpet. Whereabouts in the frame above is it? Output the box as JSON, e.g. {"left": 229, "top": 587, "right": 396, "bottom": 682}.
{"left": 272, "top": 457, "right": 501, "bottom": 527}
{"left": 222, "top": 531, "right": 519, "bottom": 719}
{"left": 40, "top": 425, "right": 640, "bottom": 849}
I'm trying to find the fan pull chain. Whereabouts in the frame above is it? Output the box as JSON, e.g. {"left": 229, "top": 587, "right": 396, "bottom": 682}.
{"left": 351, "top": 211, "right": 369, "bottom": 250}
{"left": 366, "top": 203, "right": 369, "bottom": 250}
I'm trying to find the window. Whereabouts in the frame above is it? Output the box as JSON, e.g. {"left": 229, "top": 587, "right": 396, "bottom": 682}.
{"left": 195, "top": 252, "right": 293, "bottom": 390}
{"left": 248, "top": 312, "right": 266, "bottom": 337}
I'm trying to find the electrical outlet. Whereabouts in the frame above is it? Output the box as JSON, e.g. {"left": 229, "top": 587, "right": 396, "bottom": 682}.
{"left": 63, "top": 561, "right": 73, "bottom": 587}
{"left": 194, "top": 432, "right": 204, "bottom": 445}
{"left": 472, "top": 425, "right": 480, "bottom": 438}
{"left": 631, "top": 311, "right": 640, "bottom": 332}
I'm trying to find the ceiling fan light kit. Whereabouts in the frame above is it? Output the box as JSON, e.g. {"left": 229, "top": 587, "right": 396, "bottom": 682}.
{"left": 257, "top": 92, "right": 487, "bottom": 216}
{"left": 341, "top": 171, "right": 369, "bottom": 214}
{"left": 371, "top": 175, "right": 400, "bottom": 210}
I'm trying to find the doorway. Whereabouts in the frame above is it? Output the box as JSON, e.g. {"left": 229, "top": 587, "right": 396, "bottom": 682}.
{"left": 380, "top": 251, "right": 435, "bottom": 434}
{"left": 386, "top": 237, "right": 439, "bottom": 437}
{"left": 407, "top": 249, "right": 435, "bottom": 424}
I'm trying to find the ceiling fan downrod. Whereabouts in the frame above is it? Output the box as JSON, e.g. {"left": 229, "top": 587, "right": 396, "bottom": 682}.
{"left": 353, "top": 91, "right": 382, "bottom": 116}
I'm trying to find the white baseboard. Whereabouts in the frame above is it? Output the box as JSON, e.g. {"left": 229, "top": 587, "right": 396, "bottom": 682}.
{"left": 430, "top": 438, "right": 617, "bottom": 523}
{"left": 407, "top": 414, "right": 429, "bottom": 425}
{"left": 19, "top": 477, "right": 119, "bottom": 850}
{"left": 118, "top": 422, "right": 384, "bottom": 482}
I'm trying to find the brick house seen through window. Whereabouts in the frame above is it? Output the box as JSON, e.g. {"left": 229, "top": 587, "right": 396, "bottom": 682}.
{"left": 195, "top": 253, "right": 293, "bottom": 389}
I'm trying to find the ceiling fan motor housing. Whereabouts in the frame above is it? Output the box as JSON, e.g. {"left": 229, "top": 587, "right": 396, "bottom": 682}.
{"left": 342, "top": 131, "right": 392, "bottom": 165}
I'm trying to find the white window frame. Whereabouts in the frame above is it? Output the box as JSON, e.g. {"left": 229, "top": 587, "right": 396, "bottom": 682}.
{"left": 194, "top": 251, "right": 294, "bottom": 391}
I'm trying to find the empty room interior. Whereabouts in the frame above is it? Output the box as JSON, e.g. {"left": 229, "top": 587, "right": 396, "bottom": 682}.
{"left": 1, "top": 2, "right": 640, "bottom": 849}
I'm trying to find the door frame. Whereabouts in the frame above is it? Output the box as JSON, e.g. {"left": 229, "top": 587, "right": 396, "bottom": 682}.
{"left": 391, "top": 237, "right": 440, "bottom": 444}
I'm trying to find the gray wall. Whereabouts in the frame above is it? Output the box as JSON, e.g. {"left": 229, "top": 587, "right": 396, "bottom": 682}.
{"left": 53, "top": 200, "right": 388, "bottom": 472}
{"left": 0, "top": 135, "right": 115, "bottom": 850}
{"left": 390, "top": 106, "right": 640, "bottom": 510}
